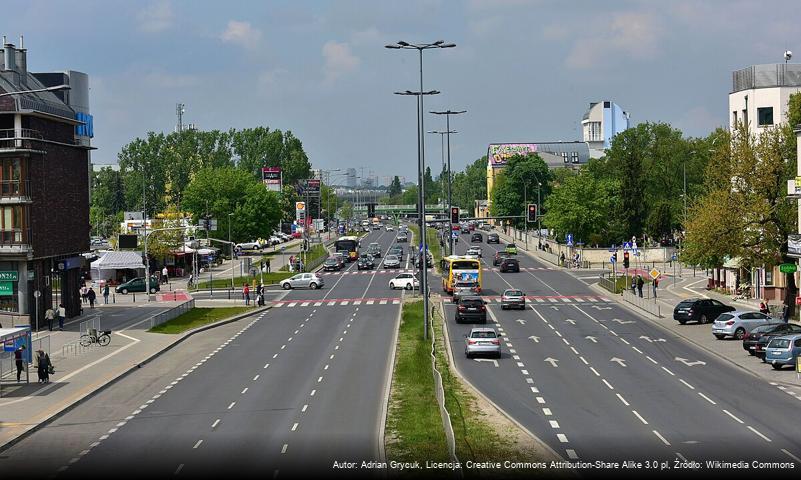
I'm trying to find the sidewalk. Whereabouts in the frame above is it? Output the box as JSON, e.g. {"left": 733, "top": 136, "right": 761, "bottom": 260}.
{"left": 0, "top": 299, "right": 263, "bottom": 449}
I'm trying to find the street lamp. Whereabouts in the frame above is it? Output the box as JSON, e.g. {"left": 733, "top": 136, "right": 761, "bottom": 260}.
{"left": 430, "top": 109, "right": 466, "bottom": 256}
{"left": 0, "top": 84, "right": 70, "bottom": 98}
{"left": 228, "top": 212, "right": 235, "bottom": 288}
{"left": 387, "top": 40, "right": 454, "bottom": 341}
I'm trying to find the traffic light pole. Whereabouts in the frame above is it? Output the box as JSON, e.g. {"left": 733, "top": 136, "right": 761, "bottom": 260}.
{"left": 523, "top": 183, "right": 528, "bottom": 251}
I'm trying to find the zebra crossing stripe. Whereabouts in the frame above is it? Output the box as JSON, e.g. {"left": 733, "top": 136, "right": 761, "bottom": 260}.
{"left": 366, "top": 300, "right": 375, "bottom": 305}
{"left": 341, "top": 301, "right": 349, "bottom": 306}
{"left": 573, "top": 297, "right": 583, "bottom": 303}
{"left": 353, "top": 300, "right": 362, "bottom": 305}
{"left": 301, "top": 302, "right": 310, "bottom": 307}
{"left": 548, "top": 298, "right": 558, "bottom": 303}
{"left": 379, "top": 300, "right": 388, "bottom": 305}
{"left": 314, "top": 302, "right": 323, "bottom": 306}
{"left": 288, "top": 302, "right": 297, "bottom": 308}
{"left": 586, "top": 297, "right": 597, "bottom": 302}
{"left": 328, "top": 301, "right": 336, "bottom": 306}
{"left": 535, "top": 298, "right": 544, "bottom": 303}
{"left": 561, "top": 298, "right": 571, "bottom": 303}
{"left": 273, "top": 303, "right": 284, "bottom": 307}
{"left": 392, "top": 300, "right": 400, "bottom": 305}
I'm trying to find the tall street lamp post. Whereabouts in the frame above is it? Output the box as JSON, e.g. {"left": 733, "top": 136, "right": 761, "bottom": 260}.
{"left": 387, "top": 39, "right": 454, "bottom": 341}
{"left": 430, "top": 109, "right": 466, "bottom": 255}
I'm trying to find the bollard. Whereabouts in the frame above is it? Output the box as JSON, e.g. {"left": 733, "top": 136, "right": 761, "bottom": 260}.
{"left": 132, "top": 292, "right": 136, "bottom": 303}
{"left": 113, "top": 293, "right": 116, "bottom": 304}
{"left": 228, "top": 288, "right": 231, "bottom": 300}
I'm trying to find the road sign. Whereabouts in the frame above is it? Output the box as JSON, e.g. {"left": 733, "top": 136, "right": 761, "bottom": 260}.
{"left": 0, "top": 282, "right": 13, "bottom": 296}
{"left": 780, "top": 263, "right": 798, "bottom": 274}
{"left": 671, "top": 252, "right": 678, "bottom": 261}
{"left": 33, "top": 290, "right": 41, "bottom": 298}
{"left": 451, "top": 231, "right": 459, "bottom": 239}
{"left": 610, "top": 255, "right": 616, "bottom": 264}
{"left": 649, "top": 268, "right": 661, "bottom": 280}
{"left": 623, "top": 241, "right": 631, "bottom": 252}
{"left": 566, "top": 233, "right": 573, "bottom": 247}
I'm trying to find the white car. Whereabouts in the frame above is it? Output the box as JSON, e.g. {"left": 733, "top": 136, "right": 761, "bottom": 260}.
{"left": 466, "top": 246, "right": 482, "bottom": 258}
{"left": 389, "top": 273, "right": 420, "bottom": 290}
{"left": 268, "top": 236, "right": 283, "bottom": 246}
{"left": 236, "top": 241, "right": 261, "bottom": 251}
{"left": 386, "top": 225, "right": 394, "bottom": 231}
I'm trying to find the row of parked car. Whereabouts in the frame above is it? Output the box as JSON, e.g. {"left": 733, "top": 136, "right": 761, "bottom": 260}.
{"left": 673, "top": 298, "right": 801, "bottom": 370}
{"left": 236, "top": 232, "right": 298, "bottom": 251}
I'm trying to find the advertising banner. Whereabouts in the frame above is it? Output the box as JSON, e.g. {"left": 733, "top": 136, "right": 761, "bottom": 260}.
{"left": 488, "top": 143, "right": 538, "bottom": 167}
{"left": 262, "top": 167, "right": 282, "bottom": 192}
{"left": 789, "top": 234, "right": 801, "bottom": 257}
{"left": 305, "top": 179, "right": 321, "bottom": 195}
{"left": 454, "top": 270, "right": 479, "bottom": 284}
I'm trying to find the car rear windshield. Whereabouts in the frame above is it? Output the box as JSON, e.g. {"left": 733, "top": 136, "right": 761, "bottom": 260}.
{"left": 471, "top": 331, "right": 496, "bottom": 339}
{"left": 769, "top": 338, "right": 791, "bottom": 349}
{"left": 677, "top": 300, "right": 696, "bottom": 308}
{"left": 462, "top": 298, "right": 483, "bottom": 306}
{"left": 505, "top": 290, "right": 523, "bottom": 296}
{"left": 716, "top": 314, "right": 734, "bottom": 321}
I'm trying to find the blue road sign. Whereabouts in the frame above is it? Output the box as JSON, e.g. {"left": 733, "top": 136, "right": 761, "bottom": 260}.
{"left": 672, "top": 253, "right": 678, "bottom": 261}
{"left": 566, "top": 233, "right": 574, "bottom": 246}
{"left": 451, "top": 232, "right": 459, "bottom": 239}
{"left": 610, "top": 255, "right": 616, "bottom": 264}
{"left": 623, "top": 241, "right": 631, "bottom": 251}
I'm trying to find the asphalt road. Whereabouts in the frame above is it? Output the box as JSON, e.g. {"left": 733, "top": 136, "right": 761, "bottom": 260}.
{"left": 1, "top": 228, "right": 405, "bottom": 479}
{"left": 442, "top": 232, "right": 801, "bottom": 472}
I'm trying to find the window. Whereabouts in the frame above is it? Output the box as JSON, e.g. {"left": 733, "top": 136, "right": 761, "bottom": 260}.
{"left": 0, "top": 205, "right": 24, "bottom": 243}
{"left": 0, "top": 158, "right": 23, "bottom": 196}
{"left": 732, "top": 111, "right": 738, "bottom": 125}
{"left": 561, "top": 152, "right": 568, "bottom": 163}
{"left": 571, "top": 152, "right": 579, "bottom": 164}
{"left": 765, "top": 269, "right": 774, "bottom": 286}
{"left": 757, "top": 107, "right": 774, "bottom": 126}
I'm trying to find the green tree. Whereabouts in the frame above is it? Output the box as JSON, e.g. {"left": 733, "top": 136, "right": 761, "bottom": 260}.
{"left": 388, "top": 176, "right": 402, "bottom": 198}
{"left": 451, "top": 156, "right": 488, "bottom": 210}
{"left": 423, "top": 166, "right": 438, "bottom": 203}
{"left": 488, "top": 154, "right": 551, "bottom": 227}
{"left": 340, "top": 201, "right": 354, "bottom": 222}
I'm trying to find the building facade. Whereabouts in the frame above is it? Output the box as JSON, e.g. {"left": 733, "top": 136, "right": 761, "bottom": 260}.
{"left": 0, "top": 39, "right": 92, "bottom": 327}
{"left": 729, "top": 64, "right": 801, "bottom": 132}
{"left": 581, "top": 101, "right": 630, "bottom": 158}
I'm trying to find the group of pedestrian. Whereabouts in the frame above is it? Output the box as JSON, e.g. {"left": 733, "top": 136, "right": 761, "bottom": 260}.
{"left": 80, "top": 285, "right": 98, "bottom": 309}
{"left": 13, "top": 345, "right": 53, "bottom": 383}
{"left": 43, "top": 304, "right": 66, "bottom": 331}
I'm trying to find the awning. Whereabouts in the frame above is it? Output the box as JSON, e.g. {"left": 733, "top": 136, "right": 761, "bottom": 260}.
{"left": 90, "top": 251, "right": 145, "bottom": 270}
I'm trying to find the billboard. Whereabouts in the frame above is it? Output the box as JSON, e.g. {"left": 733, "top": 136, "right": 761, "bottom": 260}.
{"left": 305, "top": 179, "right": 321, "bottom": 194}
{"left": 488, "top": 143, "right": 538, "bottom": 167}
{"left": 262, "top": 167, "right": 282, "bottom": 192}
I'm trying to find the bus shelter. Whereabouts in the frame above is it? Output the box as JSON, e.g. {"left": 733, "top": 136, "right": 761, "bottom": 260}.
{"left": 0, "top": 326, "right": 32, "bottom": 391}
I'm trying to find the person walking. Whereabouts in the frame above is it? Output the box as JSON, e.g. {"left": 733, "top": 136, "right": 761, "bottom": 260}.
{"left": 80, "top": 284, "right": 88, "bottom": 304}
{"left": 256, "top": 283, "right": 264, "bottom": 306}
{"left": 652, "top": 276, "right": 659, "bottom": 298}
{"left": 87, "top": 287, "right": 97, "bottom": 309}
{"left": 759, "top": 299, "right": 770, "bottom": 315}
{"left": 560, "top": 252, "right": 566, "bottom": 267}
{"left": 630, "top": 276, "right": 637, "bottom": 295}
{"left": 103, "top": 282, "right": 110, "bottom": 304}
{"left": 781, "top": 304, "right": 790, "bottom": 323}
{"left": 636, "top": 275, "right": 644, "bottom": 298}
{"left": 243, "top": 283, "right": 250, "bottom": 306}
{"left": 45, "top": 307, "right": 55, "bottom": 331}
{"left": 57, "top": 303, "right": 66, "bottom": 330}
{"left": 36, "top": 350, "right": 51, "bottom": 383}
{"left": 162, "top": 266, "right": 169, "bottom": 285}
{"left": 265, "top": 258, "right": 271, "bottom": 273}
{"left": 14, "top": 345, "right": 25, "bottom": 382}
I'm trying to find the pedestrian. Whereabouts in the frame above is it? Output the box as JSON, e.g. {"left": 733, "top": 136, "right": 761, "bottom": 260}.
{"left": 188, "top": 273, "right": 194, "bottom": 287}
{"left": 36, "top": 349, "right": 51, "bottom": 383}
{"left": 782, "top": 304, "right": 790, "bottom": 323}
{"left": 257, "top": 283, "right": 264, "bottom": 306}
{"left": 87, "top": 287, "right": 96, "bottom": 309}
{"left": 162, "top": 266, "right": 169, "bottom": 285}
{"left": 636, "top": 275, "right": 644, "bottom": 298}
{"left": 759, "top": 299, "right": 770, "bottom": 315}
{"left": 80, "top": 284, "right": 88, "bottom": 304}
{"left": 103, "top": 282, "right": 110, "bottom": 304}
{"left": 243, "top": 283, "right": 250, "bottom": 306}
{"left": 266, "top": 258, "right": 271, "bottom": 273}
{"left": 14, "top": 345, "right": 25, "bottom": 382}
{"left": 652, "top": 277, "right": 659, "bottom": 298}
{"left": 289, "top": 255, "right": 295, "bottom": 272}
{"left": 630, "top": 276, "right": 637, "bottom": 295}
{"left": 57, "top": 303, "right": 65, "bottom": 330}
{"left": 45, "top": 307, "right": 55, "bottom": 331}
{"left": 560, "top": 252, "right": 566, "bottom": 266}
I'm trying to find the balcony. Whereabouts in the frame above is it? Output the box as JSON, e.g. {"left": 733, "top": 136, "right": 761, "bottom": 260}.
{"left": 0, "top": 228, "right": 31, "bottom": 255}
{"left": 0, "top": 128, "right": 45, "bottom": 153}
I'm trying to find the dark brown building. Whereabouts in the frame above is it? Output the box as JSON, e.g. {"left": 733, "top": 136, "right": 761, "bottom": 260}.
{"left": 0, "top": 38, "right": 92, "bottom": 328}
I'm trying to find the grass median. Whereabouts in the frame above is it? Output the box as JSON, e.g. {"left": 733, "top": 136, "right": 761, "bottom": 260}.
{"left": 148, "top": 307, "right": 252, "bottom": 334}
{"left": 194, "top": 272, "right": 294, "bottom": 290}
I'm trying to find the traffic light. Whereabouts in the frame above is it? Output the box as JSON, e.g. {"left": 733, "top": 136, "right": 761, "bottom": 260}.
{"left": 623, "top": 251, "right": 630, "bottom": 269}
{"left": 613, "top": 252, "right": 618, "bottom": 263}
{"left": 527, "top": 204, "right": 537, "bottom": 222}
{"left": 450, "top": 207, "right": 459, "bottom": 224}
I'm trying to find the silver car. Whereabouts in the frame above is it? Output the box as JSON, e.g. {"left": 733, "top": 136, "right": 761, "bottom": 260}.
{"left": 383, "top": 254, "right": 401, "bottom": 268}
{"left": 712, "top": 310, "right": 775, "bottom": 340}
{"left": 465, "top": 327, "right": 501, "bottom": 358}
{"left": 281, "top": 273, "right": 324, "bottom": 290}
{"left": 500, "top": 289, "right": 526, "bottom": 310}
{"left": 452, "top": 282, "right": 479, "bottom": 303}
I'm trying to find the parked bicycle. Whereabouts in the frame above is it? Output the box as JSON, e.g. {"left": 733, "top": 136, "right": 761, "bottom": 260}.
{"left": 732, "top": 285, "right": 752, "bottom": 301}
{"left": 79, "top": 328, "right": 112, "bottom": 347}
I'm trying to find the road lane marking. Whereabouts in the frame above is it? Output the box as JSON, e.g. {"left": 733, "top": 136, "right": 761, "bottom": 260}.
{"left": 616, "top": 394, "right": 629, "bottom": 406}
{"left": 782, "top": 449, "right": 801, "bottom": 462}
{"left": 193, "top": 440, "right": 203, "bottom": 449}
{"left": 589, "top": 367, "right": 600, "bottom": 376}
{"left": 646, "top": 356, "right": 658, "bottom": 364}
{"left": 241, "top": 388, "right": 248, "bottom": 394}
{"left": 324, "top": 364, "right": 329, "bottom": 370}
{"left": 722, "top": 409, "right": 744, "bottom": 424}
{"left": 631, "top": 346, "right": 643, "bottom": 354}
{"left": 566, "top": 449, "right": 578, "bottom": 459}
{"left": 679, "top": 379, "right": 695, "bottom": 390}
{"left": 661, "top": 367, "right": 675, "bottom": 376}
{"left": 549, "top": 420, "right": 560, "bottom": 428}
{"left": 602, "top": 379, "right": 614, "bottom": 390}
{"left": 698, "top": 392, "right": 716, "bottom": 405}
{"left": 310, "top": 389, "right": 316, "bottom": 396}
{"left": 530, "top": 387, "right": 539, "bottom": 393}
{"left": 318, "top": 376, "right": 323, "bottom": 383}
{"left": 526, "top": 378, "right": 534, "bottom": 384}
{"left": 570, "top": 347, "right": 579, "bottom": 355}
{"left": 212, "top": 419, "right": 220, "bottom": 429}
{"left": 228, "top": 402, "right": 236, "bottom": 409}
{"left": 557, "top": 434, "right": 569, "bottom": 443}
{"left": 302, "top": 404, "right": 308, "bottom": 413}
{"left": 264, "top": 363, "right": 270, "bottom": 369}
{"left": 620, "top": 338, "right": 630, "bottom": 345}
{"left": 632, "top": 410, "right": 649, "bottom": 425}
{"left": 521, "top": 370, "right": 529, "bottom": 375}
{"left": 281, "top": 444, "right": 288, "bottom": 454}
{"left": 747, "top": 426, "right": 771, "bottom": 442}
{"left": 653, "top": 430, "right": 671, "bottom": 446}
{"left": 175, "top": 464, "right": 184, "bottom": 475}
{"left": 543, "top": 408, "right": 552, "bottom": 416}
{"left": 291, "top": 423, "right": 299, "bottom": 432}
{"left": 536, "top": 397, "right": 546, "bottom": 404}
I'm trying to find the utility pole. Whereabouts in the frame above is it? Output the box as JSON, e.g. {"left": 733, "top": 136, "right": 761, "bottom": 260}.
{"left": 430, "top": 109, "right": 466, "bottom": 256}
{"left": 176, "top": 103, "right": 185, "bottom": 132}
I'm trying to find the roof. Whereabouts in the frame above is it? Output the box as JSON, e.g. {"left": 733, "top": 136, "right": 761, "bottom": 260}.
{"left": 90, "top": 251, "right": 145, "bottom": 270}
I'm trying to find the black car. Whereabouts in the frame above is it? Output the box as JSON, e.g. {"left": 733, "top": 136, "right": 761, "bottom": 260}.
{"left": 357, "top": 255, "right": 375, "bottom": 270}
{"left": 499, "top": 258, "right": 520, "bottom": 273}
{"left": 487, "top": 233, "right": 500, "bottom": 244}
{"left": 750, "top": 323, "right": 801, "bottom": 357}
{"left": 322, "top": 258, "right": 341, "bottom": 272}
{"left": 493, "top": 251, "right": 511, "bottom": 266}
{"left": 455, "top": 296, "right": 487, "bottom": 324}
{"left": 471, "top": 232, "right": 483, "bottom": 243}
{"left": 673, "top": 298, "right": 736, "bottom": 325}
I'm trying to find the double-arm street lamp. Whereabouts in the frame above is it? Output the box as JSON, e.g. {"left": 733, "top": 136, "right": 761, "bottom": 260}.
{"left": 0, "top": 84, "right": 70, "bottom": 98}
{"left": 430, "top": 109, "right": 466, "bottom": 256}
{"left": 386, "top": 40, "right": 454, "bottom": 340}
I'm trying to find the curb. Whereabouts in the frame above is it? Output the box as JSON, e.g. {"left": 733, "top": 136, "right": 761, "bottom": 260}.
{"left": 0, "top": 306, "right": 269, "bottom": 453}
{"left": 588, "top": 282, "right": 801, "bottom": 390}
{"left": 376, "top": 292, "right": 403, "bottom": 478}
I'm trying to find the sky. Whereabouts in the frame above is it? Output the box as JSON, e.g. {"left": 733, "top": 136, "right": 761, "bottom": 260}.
{"left": 5, "top": 0, "right": 800, "bottom": 184}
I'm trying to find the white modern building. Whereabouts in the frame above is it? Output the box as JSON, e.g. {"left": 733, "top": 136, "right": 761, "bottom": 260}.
{"left": 581, "top": 101, "right": 630, "bottom": 158}
{"left": 729, "top": 63, "right": 801, "bottom": 132}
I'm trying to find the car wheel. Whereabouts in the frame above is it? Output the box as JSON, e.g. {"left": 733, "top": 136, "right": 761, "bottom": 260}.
{"left": 390, "top": 282, "right": 395, "bottom": 289}
{"left": 700, "top": 314, "right": 708, "bottom": 324}
{"left": 465, "top": 351, "right": 472, "bottom": 359}
{"left": 310, "top": 282, "right": 318, "bottom": 290}
{"left": 748, "top": 350, "right": 755, "bottom": 356}
{"left": 405, "top": 283, "right": 413, "bottom": 290}
{"left": 501, "top": 305, "right": 506, "bottom": 310}
{"left": 734, "top": 328, "right": 746, "bottom": 340}
{"left": 678, "top": 319, "right": 687, "bottom": 325}
{"left": 150, "top": 287, "right": 157, "bottom": 293}
{"left": 714, "top": 334, "right": 725, "bottom": 340}
{"left": 121, "top": 288, "right": 128, "bottom": 295}
{"left": 772, "top": 363, "right": 784, "bottom": 370}
{"left": 282, "top": 283, "right": 291, "bottom": 290}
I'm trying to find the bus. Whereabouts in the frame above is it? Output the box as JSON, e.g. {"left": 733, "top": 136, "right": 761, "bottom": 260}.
{"left": 441, "top": 256, "right": 482, "bottom": 294}
{"left": 334, "top": 236, "right": 359, "bottom": 262}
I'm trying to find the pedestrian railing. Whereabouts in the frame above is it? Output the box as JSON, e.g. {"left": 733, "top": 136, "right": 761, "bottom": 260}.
{"left": 79, "top": 313, "right": 101, "bottom": 336}
{"left": 150, "top": 299, "right": 195, "bottom": 330}
{"left": 61, "top": 340, "right": 92, "bottom": 357}
{"left": 598, "top": 276, "right": 617, "bottom": 294}
{"left": 622, "top": 290, "right": 663, "bottom": 318}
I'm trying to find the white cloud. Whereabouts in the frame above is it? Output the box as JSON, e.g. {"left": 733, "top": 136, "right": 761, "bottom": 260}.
{"left": 565, "top": 12, "right": 664, "bottom": 69}
{"left": 136, "top": 1, "right": 174, "bottom": 33}
{"left": 322, "top": 41, "right": 360, "bottom": 82}
{"left": 220, "top": 20, "right": 262, "bottom": 49}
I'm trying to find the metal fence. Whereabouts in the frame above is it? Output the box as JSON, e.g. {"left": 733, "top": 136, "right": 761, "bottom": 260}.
{"left": 79, "top": 314, "right": 101, "bottom": 336}
{"left": 150, "top": 299, "right": 195, "bottom": 330}
{"left": 598, "top": 276, "right": 617, "bottom": 294}
{"left": 622, "top": 290, "right": 663, "bottom": 318}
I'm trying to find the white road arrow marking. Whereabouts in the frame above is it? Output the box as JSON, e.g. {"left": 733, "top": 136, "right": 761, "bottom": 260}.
{"left": 565, "top": 319, "right": 576, "bottom": 325}
{"left": 528, "top": 336, "right": 540, "bottom": 343}
{"left": 516, "top": 319, "right": 527, "bottom": 325}
{"left": 544, "top": 357, "right": 559, "bottom": 368}
{"left": 474, "top": 358, "right": 499, "bottom": 368}
{"left": 592, "top": 305, "right": 612, "bottom": 311}
{"left": 675, "top": 357, "right": 706, "bottom": 367}
{"left": 640, "top": 335, "right": 667, "bottom": 343}
{"left": 613, "top": 318, "right": 635, "bottom": 324}
{"left": 585, "top": 336, "right": 598, "bottom": 343}
{"left": 610, "top": 357, "right": 627, "bottom": 367}
{"left": 550, "top": 306, "right": 560, "bottom": 310}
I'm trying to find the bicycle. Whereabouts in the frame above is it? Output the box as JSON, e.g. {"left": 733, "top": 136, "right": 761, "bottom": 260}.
{"left": 79, "top": 328, "right": 112, "bottom": 347}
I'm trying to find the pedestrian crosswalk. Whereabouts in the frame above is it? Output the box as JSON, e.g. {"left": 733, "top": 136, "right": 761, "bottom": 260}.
{"left": 441, "top": 295, "right": 611, "bottom": 304}
{"left": 317, "top": 266, "right": 556, "bottom": 276}
{"left": 271, "top": 297, "right": 402, "bottom": 308}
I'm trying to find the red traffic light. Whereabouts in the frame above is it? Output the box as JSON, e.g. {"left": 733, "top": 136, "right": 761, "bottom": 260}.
{"left": 527, "top": 204, "right": 537, "bottom": 222}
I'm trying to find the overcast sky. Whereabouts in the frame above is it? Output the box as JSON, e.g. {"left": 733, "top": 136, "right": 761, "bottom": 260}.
{"left": 6, "top": 0, "right": 800, "bottom": 184}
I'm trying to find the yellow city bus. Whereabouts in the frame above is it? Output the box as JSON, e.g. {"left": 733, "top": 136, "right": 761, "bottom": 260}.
{"left": 333, "top": 236, "right": 359, "bottom": 261}
{"left": 441, "top": 256, "right": 482, "bottom": 294}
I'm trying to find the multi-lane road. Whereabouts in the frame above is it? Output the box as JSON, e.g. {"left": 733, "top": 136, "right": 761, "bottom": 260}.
{"left": 1, "top": 228, "right": 408, "bottom": 479}
{"left": 443, "top": 231, "right": 801, "bottom": 469}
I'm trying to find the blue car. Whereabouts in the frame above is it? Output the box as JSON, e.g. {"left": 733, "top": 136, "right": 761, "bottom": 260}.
{"left": 764, "top": 334, "right": 801, "bottom": 370}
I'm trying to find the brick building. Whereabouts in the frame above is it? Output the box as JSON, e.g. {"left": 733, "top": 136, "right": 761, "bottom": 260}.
{"left": 0, "top": 37, "right": 92, "bottom": 327}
